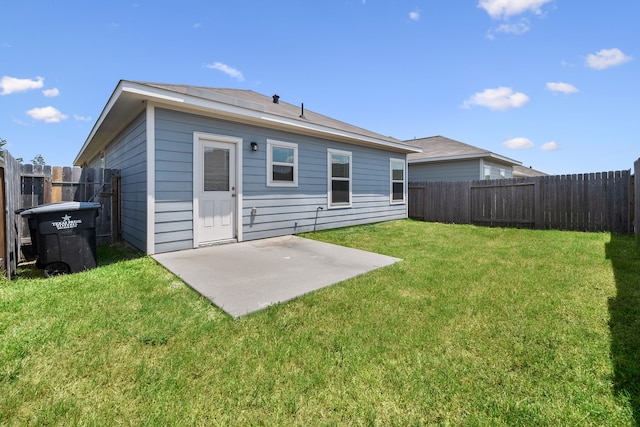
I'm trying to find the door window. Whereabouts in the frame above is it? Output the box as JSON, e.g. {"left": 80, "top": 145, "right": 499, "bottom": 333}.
{"left": 204, "top": 147, "right": 230, "bottom": 191}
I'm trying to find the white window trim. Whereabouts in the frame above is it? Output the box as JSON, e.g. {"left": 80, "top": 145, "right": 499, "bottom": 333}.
{"left": 267, "top": 139, "right": 298, "bottom": 187}
{"left": 482, "top": 160, "right": 491, "bottom": 180}
{"left": 327, "top": 148, "right": 352, "bottom": 209}
{"left": 390, "top": 158, "right": 406, "bottom": 204}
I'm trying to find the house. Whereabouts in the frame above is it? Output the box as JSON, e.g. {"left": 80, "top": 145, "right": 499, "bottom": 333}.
{"left": 405, "top": 135, "right": 522, "bottom": 182}
{"left": 512, "top": 165, "right": 548, "bottom": 178}
{"left": 74, "top": 81, "right": 421, "bottom": 255}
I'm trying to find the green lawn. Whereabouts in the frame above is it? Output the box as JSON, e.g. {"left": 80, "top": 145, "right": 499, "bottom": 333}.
{"left": 1, "top": 220, "right": 639, "bottom": 426}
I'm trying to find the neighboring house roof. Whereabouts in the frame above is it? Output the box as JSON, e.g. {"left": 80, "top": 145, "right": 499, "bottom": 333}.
{"left": 404, "top": 135, "right": 521, "bottom": 166}
{"left": 512, "top": 165, "right": 548, "bottom": 177}
{"left": 74, "top": 80, "right": 420, "bottom": 165}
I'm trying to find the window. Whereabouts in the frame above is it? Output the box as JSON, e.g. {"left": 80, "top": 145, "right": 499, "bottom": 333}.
{"left": 203, "top": 146, "right": 230, "bottom": 191}
{"left": 484, "top": 165, "right": 491, "bottom": 180}
{"left": 390, "top": 159, "right": 405, "bottom": 203}
{"left": 328, "top": 149, "right": 352, "bottom": 208}
{"left": 499, "top": 167, "right": 507, "bottom": 178}
{"left": 267, "top": 140, "right": 298, "bottom": 186}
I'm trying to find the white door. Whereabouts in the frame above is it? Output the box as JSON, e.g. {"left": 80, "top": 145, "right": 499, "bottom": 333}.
{"left": 196, "top": 139, "right": 236, "bottom": 244}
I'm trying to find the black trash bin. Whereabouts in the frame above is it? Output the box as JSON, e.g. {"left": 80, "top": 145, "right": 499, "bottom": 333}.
{"left": 20, "top": 202, "right": 101, "bottom": 277}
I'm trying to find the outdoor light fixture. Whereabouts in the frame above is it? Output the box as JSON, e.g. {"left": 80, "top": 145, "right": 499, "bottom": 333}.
{"left": 250, "top": 142, "right": 258, "bottom": 152}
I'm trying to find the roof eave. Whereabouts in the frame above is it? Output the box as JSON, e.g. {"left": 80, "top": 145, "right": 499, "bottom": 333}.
{"left": 75, "top": 81, "right": 421, "bottom": 165}
{"left": 409, "top": 152, "right": 521, "bottom": 165}
{"left": 74, "top": 81, "right": 126, "bottom": 165}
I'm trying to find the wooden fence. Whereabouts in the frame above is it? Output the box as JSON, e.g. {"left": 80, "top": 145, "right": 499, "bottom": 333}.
{"left": 1, "top": 150, "right": 22, "bottom": 279}
{"left": 2, "top": 156, "right": 121, "bottom": 276}
{"left": 19, "top": 165, "right": 120, "bottom": 251}
{"left": 632, "top": 159, "right": 640, "bottom": 243}
{"left": 409, "top": 170, "right": 633, "bottom": 234}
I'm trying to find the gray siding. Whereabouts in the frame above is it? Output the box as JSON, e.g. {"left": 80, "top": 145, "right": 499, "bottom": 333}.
{"left": 101, "top": 113, "right": 147, "bottom": 252}
{"left": 408, "top": 159, "right": 481, "bottom": 182}
{"left": 154, "top": 109, "right": 195, "bottom": 253}
{"left": 244, "top": 139, "right": 406, "bottom": 241}
{"left": 408, "top": 159, "right": 515, "bottom": 182}
{"left": 483, "top": 160, "right": 514, "bottom": 180}
{"left": 153, "top": 108, "right": 407, "bottom": 252}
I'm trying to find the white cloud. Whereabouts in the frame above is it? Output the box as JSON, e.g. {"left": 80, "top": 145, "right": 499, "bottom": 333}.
{"left": 42, "top": 88, "right": 60, "bottom": 97}
{"left": 11, "top": 117, "right": 27, "bottom": 126}
{"left": 206, "top": 62, "right": 245, "bottom": 81}
{"left": 409, "top": 9, "right": 421, "bottom": 21}
{"left": 541, "top": 141, "right": 558, "bottom": 151}
{"left": 495, "top": 19, "right": 530, "bottom": 35}
{"left": 503, "top": 137, "right": 534, "bottom": 149}
{"left": 26, "top": 106, "right": 68, "bottom": 123}
{"left": 479, "top": 0, "right": 552, "bottom": 19}
{"left": 462, "top": 87, "right": 529, "bottom": 111}
{"left": 74, "top": 114, "right": 92, "bottom": 122}
{"left": 1, "top": 76, "right": 44, "bottom": 95}
{"left": 586, "top": 48, "right": 632, "bottom": 70}
{"left": 546, "top": 81, "right": 578, "bottom": 94}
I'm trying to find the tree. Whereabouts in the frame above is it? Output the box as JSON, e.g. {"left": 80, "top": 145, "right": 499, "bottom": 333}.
{"left": 31, "top": 154, "right": 46, "bottom": 166}
{"left": 1, "top": 138, "right": 23, "bottom": 162}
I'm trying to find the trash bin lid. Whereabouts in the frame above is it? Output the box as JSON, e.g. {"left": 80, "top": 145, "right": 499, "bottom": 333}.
{"left": 20, "top": 201, "right": 101, "bottom": 216}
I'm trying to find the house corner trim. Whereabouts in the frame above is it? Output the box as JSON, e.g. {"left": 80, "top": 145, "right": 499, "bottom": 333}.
{"left": 146, "top": 104, "right": 156, "bottom": 255}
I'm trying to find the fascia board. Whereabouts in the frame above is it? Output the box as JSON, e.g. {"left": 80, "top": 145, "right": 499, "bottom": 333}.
{"left": 408, "top": 153, "right": 486, "bottom": 163}
{"left": 259, "top": 116, "right": 422, "bottom": 153}
{"left": 74, "top": 82, "right": 125, "bottom": 165}
{"left": 409, "top": 152, "right": 521, "bottom": 165}
{"left": 487, "top": 152, "right": 522, "bottom": 165}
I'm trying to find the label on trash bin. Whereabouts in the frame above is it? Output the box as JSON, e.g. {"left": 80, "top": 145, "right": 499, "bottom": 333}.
{"left": 51, "top": 215, "right": 83, "bottom": 230}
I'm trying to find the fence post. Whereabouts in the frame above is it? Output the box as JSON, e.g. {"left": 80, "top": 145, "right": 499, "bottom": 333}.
{"left": 633, "top": 159, "right": 640, "bottom": 243}
{"left": 0, "top": 166, "right": 5, "bottom": 273}
{"left": 422, "top": 182, "right": 427, "bottom": 221}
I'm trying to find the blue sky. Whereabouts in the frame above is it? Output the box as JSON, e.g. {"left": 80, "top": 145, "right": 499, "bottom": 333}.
{"left": 1, "top": 0, "right": 637, "bottom": 175}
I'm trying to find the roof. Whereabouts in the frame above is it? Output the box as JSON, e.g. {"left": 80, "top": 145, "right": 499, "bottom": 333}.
{"left": 512, "top": 165, "right": 548, "bottom": 177}
{"left": 404, "top": 135, "right": 521, "bottom": 166}
{"left": 74, "top": 80, "right": 421, "bottom": 165}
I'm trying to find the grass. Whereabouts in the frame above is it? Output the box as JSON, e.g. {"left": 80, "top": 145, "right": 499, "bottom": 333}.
{"left": 1, "top": 220, "right": 639, "bottom": 426}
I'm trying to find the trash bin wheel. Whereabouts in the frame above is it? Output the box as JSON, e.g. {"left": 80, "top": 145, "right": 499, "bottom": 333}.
{"left": 44, "top": 262, "right": 71, "bottom": 278}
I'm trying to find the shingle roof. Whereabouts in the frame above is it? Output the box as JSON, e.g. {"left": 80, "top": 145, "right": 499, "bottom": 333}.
{"left": 404, "top": 135, "right": 521, "bottom": 166}
{"left": 512, "top": 165, "right": 548, "bottom": 177}
{"left": 135, "top": 82, "right": 404, "bottom": 145}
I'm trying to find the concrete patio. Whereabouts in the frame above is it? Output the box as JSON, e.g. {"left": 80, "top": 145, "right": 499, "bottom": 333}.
{"left": 152, "top": 235, "right": 401, "bottom": 318}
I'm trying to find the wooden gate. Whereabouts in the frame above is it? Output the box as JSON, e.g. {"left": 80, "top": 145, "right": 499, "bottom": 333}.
{"left": 1, "top": 150, "right": 22, "bottom": 279}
